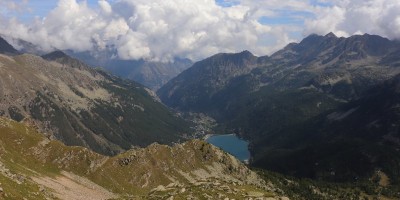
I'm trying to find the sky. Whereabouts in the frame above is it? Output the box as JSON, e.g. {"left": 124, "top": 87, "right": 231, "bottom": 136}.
{"left": 0, "top": 0, "right": 399, "bottom": 62}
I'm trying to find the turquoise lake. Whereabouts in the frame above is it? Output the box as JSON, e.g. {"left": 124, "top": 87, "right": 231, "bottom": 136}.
{"left": 206, "top": 134, "right": 250, "bottom": 162}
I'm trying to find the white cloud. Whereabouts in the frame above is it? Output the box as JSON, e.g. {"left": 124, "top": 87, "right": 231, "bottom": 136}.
{"left": 0, "top": 0, "right": 399, "bottom": 61}
{"left": 117, "top": 30, "right": 151, "bottom": 60}
{"left": 304, "top": 0, "right": 400, "bottom": 39}
{"left": 304, "top": 6, "right": 346, "bottom": 37}
{"left": 110, "top": 0, "right": 280, "bottom": 61}
{"left": 98, "top": 0, "right": 112, "bottom": 14}
{"left": 0, "top": 0, "right": 282, "bottom": 61}
{"left": 0, "top": 0, "right": 29, "bottom": 12}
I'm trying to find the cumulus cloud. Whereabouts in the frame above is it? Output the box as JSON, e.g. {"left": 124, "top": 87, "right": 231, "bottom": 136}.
{"left": 0, "top": 0, "right": 399, "bottom": 61}
{"left": 0, "top": 0, "right": 281, "bottom": 61}
{"left": 0, "top": 0, "right": 29, "bottom": 12}
{"left": 98, "top": 0, "right": 112, "bottom": 14}
{"left": 304, "top": 0, "right": 400, "bottom": 39}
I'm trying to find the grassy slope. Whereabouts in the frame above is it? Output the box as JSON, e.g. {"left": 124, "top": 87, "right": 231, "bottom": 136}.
{"left": 258, "top": 169, "right": 400, "bottom": 200}
{"left": 0, "top": 117, "right": 278, "bottom": 199}
{"left": 2, "top": 117, "right": 399, "bottom": 199}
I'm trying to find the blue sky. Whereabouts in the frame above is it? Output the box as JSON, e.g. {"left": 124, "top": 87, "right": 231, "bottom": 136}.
{"left": 21, "top": 0, "right": 245, "bottom": 19}
{"left": 20, "top": 1, "right": 58, "bottom": 21}
{"left": 259, "top": 10, "right": 315, "bottom": 25}
{"left": 17, "top": 0, "right": 93, "bottom": 21}
{"left": 215, "top": 0, "right": 240, "bottom": 7}
{"left": 1, "top": 0, "right": 398, "bottom": 61}
{"left": 19, "top": 0, "right": 313, "bottom": 28}
{"left": 15, "top": 0, "right": 310, "bottom": 43}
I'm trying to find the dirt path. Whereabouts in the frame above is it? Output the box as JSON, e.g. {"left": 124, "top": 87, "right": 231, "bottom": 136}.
{"left": 378, "top": 171, "right": 390, "bottom": 187}
{"left": 32, "top": 171, "right": 117, "bottom": 200}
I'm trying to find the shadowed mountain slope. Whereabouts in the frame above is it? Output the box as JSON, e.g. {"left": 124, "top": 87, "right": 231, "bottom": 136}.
{"left": 0, "top": 38, "right": 193, "bottom": 155}
{"left": 158, "top": 33, "right": 400, "bottom": 182}
{"left": 69, "top": 50, "right": 193, "bottom": 90}
{"left": 0, "top": 37, "right": 19, "bottom": 56}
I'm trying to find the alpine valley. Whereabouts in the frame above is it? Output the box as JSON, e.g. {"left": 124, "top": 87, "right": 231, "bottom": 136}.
{"left": 4, "top": 37, "right": 193, "bottom": 91}
{"left": 158, "top": 33, "right": 400, "bottom": 198}
{"left": 1, "top": 32, "right": 400, "bottom": 200}
{"left": 0, "top": 38, "right": 193, "bottom": 156}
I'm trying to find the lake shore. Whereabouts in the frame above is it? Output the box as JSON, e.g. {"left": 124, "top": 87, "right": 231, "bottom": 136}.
{"left": 204, "top": 134, "right": 250, "bottom": 162}
{"left": 202, "top": 134, "right": 213, "bottom": 140}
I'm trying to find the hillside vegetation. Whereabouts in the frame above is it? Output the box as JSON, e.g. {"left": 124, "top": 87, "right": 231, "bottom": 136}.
{"left": 158, "top": 33, "right": 400, "bottom": 183}
{"left": 0, "top": 42, "right": 193, "bottom": 155}
{"left": 0, "top": 117, "right": 289, "bottom": 199}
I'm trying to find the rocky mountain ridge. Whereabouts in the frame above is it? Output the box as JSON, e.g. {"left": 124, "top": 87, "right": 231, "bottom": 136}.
{"left": 0, "top": 37, "right": 192, "bottom": 155}
{"left": 157, "top": 33, "right": 400, "bottom": 183}
{"left": 1, "top": 36, "right": 193, "bottom": 90}
{"left": 0, "top": 117, "right": 285, "bottom": 199}
{"left": 157, "top": 50, "right": 263, "bottom": 115}
{"left": 266, "top": 33, "right": 400, "bottom": 99}
{"left": 1, "top": 116, "right": 398, "bottom": 199}
{"left": 100, "top": 57, "right": 193, "bottom": 90}
{"left": 158, "top": 33, "right": 400, "bottom": 117}
{"left": 70, "top": 49, "right": 193, "bottom": 90}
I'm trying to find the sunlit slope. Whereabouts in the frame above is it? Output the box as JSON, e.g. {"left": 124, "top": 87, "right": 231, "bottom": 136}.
{"left": 0, "top": 45, "right": 192, "bottom": 155}
{"left": 0, "top": 117, "right": 284, "bottom": 199}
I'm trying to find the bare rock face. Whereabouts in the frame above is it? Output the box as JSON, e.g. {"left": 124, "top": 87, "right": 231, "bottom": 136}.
{"left": 0, "top": 38, "right": 192, "bottom": 155}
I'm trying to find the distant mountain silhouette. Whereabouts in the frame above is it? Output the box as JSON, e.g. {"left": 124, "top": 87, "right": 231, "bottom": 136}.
{"left": 0, "top": 36, "right": 20, "bottom": 55}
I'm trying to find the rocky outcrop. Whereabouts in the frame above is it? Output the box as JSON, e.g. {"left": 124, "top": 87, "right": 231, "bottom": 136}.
{"left": 0, "top": 117, "right": 287, "bottom": 199}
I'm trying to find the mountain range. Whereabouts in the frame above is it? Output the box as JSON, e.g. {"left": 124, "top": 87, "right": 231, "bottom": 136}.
{"left": 2, "top": 36, "right": 192, "bottom": 90}
{"left": 68, "top": 50, "right": 193, "bottom": 90}
{"left": 0, "top": 38, "right": 192, "bottom": 156}
{"left": 2, "top": 32, "right": 400, "bottom": 199}
{"left": 1, "top": 37, "right": 292, "bottom": 199}
{"left": 158, "top": 33, "right": 400, "bottom": 183}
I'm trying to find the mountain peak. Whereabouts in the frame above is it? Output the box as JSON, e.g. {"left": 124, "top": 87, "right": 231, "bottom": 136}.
{"left": 235, "top": 50, "right": 256, "bottom": 60}
{"left": 42, "top": 50, "right": 68, "bottom": 60}
{"left": 42, "top": 50, "right": 93, "bottom": 70}
{"left": 0, "top": 36, "right": 20, "bottom": 55}
{"left": 240, "top": 50, "right": 254, "bottom": 56}
{"left": 299, "top": 34, "right": 325, "bottom": 44}
{"left": 325, "top": 32, "right": 337, "bottom": 38}
{"left": 304, "top": 33, "right": 321, "bottom": 39}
